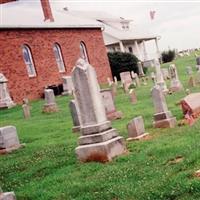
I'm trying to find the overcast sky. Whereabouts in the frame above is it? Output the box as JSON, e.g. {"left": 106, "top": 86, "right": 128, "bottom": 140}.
{"left": 51, "top": 0, "right": 200, "bottom": 51}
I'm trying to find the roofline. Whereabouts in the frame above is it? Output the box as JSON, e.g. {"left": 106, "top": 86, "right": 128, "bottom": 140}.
{"left": 0, "top": 24, "right": 103, "bottom": 29}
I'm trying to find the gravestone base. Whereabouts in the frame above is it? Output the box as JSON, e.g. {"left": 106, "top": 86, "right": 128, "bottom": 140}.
{"left": 127, "top": 132, "right": 149, "bottom": 141}
{"left": 42, "top": 103, "right": 58, "bottom": 113}
{"left": 72, "top": 126, "right": 80, "bottom": 133}
{"left": 0, "top": 101, "right": 16, "bottom": 109}
{"left": 76, "top": 136, "right": 125, "bottom": 162}
{"left": 0, "top": 143, "right": 24, "bottom": 155}
{"left": 153, "top": 111, "right": 176, "bottom": 128}
{"left": 0, "top": 192, "right": 16, "bottom": 200}
{"left": 107, "top": 111, "right": 123, "bottom": 120}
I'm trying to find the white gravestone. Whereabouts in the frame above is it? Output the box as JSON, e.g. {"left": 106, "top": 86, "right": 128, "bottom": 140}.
{"left": 154, "top": 59, "right": 168, "bottom": 93}
{"left": 69, "top": 100, "right": 80, "bottom": 133}
{"left": 72, "top": 58, "right": 126, "bottom": 162}
{"left": 42, "top": 89, "right": 58, "bottom": 113}
{"left": 169, "top": 64, "right": 183, "bottom": 92}
{"left": 100, "top": 89, "right": 122, "bottom": 120}
{"left": 129, "top": 89, "right": 137, "bottom": 104}
{"left": 120, "top": 72, "right": 132, "bottom": 89}
{"left": 62, "top": 76, "right": 73, "bottom": 95}
{"left": 0, "top": 74, "right": 15, "bottom": 109}
{"left": 151, "top": 86, "right": 176, "bottom": 128}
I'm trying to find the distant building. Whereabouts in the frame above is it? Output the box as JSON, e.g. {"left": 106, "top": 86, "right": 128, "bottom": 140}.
{"left": 0, "top": 0, "right": 111, "bottom": 103}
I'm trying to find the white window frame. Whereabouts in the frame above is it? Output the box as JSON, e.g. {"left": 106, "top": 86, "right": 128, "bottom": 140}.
{"left": 22, "top": 45, "right": 36, "bottom": 77}
{"left": 53, "top": 43, "right": 65, "bottom": 73}
{"left": 80, "top": 42, "right": 89, "bottom": 63}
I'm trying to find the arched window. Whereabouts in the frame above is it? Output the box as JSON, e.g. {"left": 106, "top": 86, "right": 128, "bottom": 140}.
{"left": 53, "top": 43, "right": 65, "bottom": 72}
{"left": 80, "top": 42, "right": 89, "bottom": 62}
{"left": 22, "top": 45, "right": 36, "bottom": 77}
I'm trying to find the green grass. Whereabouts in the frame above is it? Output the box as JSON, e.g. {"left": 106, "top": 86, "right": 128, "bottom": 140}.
{"left": 1, "top": 52, "right": 200, "bottom": 200}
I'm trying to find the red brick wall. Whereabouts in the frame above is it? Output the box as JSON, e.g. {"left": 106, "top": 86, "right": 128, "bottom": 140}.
{"left": 0, "top": 28, "right": 112, "bottom": 103}
{"left": 0, "top": 0, "right": 16, "bottom": 4}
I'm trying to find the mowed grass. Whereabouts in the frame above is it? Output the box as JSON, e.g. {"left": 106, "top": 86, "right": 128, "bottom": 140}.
{"left": 1, "top": 52, "right": 200, "bottom": 200}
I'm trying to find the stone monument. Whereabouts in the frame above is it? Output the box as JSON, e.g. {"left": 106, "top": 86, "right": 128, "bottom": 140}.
{"left": 62, "top": 76, "right": 73, "bottom": 95}
{"left": 169, "top": 64, "right": 183, "bottom": 92}
{"left": 42, "top": 89, "right": 58, "bottom": 113}
{"left": 0, "top": 191, "right": 16, "bottom": 200}
{"left": 152, "top": 85, "right": 176, "bottom": 128}
{"left": 69, "top": 100, "right": 81, "bottom": 133}
{"left": 138, "top": 61, "right": 145, "bottom": 77}
{"left": 72, "top": 59, "right": 126, "bottom": 162}
{"left": 0, "top": 73, "right": 15, "bottom": 109}
{"left": 100, "top": 89, "right": 122, "bottom": 120}
{"left": 127, "top": 116, "right": 149, "bottom": 140}
{"left": 129, "top": 89, "right": 137, "bottom": 104}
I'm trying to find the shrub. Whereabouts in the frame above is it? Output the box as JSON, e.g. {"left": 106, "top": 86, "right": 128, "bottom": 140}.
{"left": 161, "top": 49, "right": 175, "bottom": 63}
{"left": 107, "top": 52, "right": 138, "bottom": 80}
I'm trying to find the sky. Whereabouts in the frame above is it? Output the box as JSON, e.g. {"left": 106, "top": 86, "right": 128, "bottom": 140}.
{"left": 50, "top": 0, "right": 200, "bottom": 51}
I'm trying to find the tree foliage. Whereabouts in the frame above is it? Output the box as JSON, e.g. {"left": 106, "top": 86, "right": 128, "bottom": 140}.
{"left": 161, "top": 49, "right": 176, "bottom": 63}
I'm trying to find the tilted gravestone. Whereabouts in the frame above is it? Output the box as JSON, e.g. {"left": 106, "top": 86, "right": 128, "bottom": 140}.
{"left": 62, "top": 76, "right": 73, "bottom": 95}
{"left": 0, "top": 191, "right": 16, "bottom": 200}
{"left": 100, "top": 89, "right": 122, "bottom": 120}
{"left": 0, "top": 126, "right": 22, "bottom": 154}
{"left": 72, "top": 58, "right": 126, "bottom": 162}
{"left": 0, "top": 73, "right": 15, "bottom": 109}
{"left": 69, "top": 100, "right": 80, "bottom": 133}
{"left": 127, "top": 116, "right": 149, "bottom": 140}
{"left": 42, "top": 89, "right": 58, "bottom": 113}
{"left": 169, "top": 64, "right": 183, "bottom": 92}
{"left": 152, "top": 85, "right": 176, "bottom": 128}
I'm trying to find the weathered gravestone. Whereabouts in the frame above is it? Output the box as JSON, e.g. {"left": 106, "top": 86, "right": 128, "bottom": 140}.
{"left": 138, "top": 61, "right": 145, "bottom": 77}
{"left": 120, "top": 71, "right": 132, "bottom": 90}
{"left": 42, "top": 89, "right": 58, "bottom": 113}
{"left": 72, "top": 59, "right": 126, "bottom": 162}
{"left": 154, "top": 59, "right": 168, "bottom": 93}
{"left": 69, "top": 100, "right": 80, "bottom": 133}
{"left": 0, "top": 191, "right": 16, "bottom": 200}
{"left": 0, "top": 126, "right": 22, "bottom": 154}
{"left": 152, "top": 85, "right": 176, "bottom": 128}
{"left": 129, "top": 89, "right": 137, "bottom": 104}
{"left": 22, "top": 104, "right": 30, "bottom": 119}
{"left": 169, "top": 64, "right": 183, "bottom": 92}
{"left": 161, "top": 68, "right": 170, "bottom": 80}
{"left": 131, "top": 72, "right": 140, "bottom": 87}
{"left": 180, "top": 93, "right": 200, "bottom": 120}
{"left": 114, "top": 76, "right": 118, "bottom": 86}
{"left": 0, "top": 73, "right": 15, "bottom": 109}
{"left": 100, "top": 89, "right": 122, "bottom": 120}
{"left": 62, "top": 76, "right": 73, "bottom": 95}
{"left": 127, "top": 116, "right": 149, "bottom": 140}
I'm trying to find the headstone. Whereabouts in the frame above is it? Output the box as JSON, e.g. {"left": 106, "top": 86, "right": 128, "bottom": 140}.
{"left": 138, "top": 61, "right": 145, "bottom": 77}
{"left": 129, "top": 89, "right": 137, "bottom": 104}
{"left": 154, "top": 59, "right": 168, "bottom": 93}
{"left": 0, "top": 73, "right": 15, "bottom": 109}
{"left": 69, "top": 100, "right": 80, "bottom": 133}
{"left": 180, "top": 93, "right": 200, "bottom": 123}
{"left": 120, "top": 72, "right": 132, "bottom": 87}
{"left": 186, "top": 66, "right": 193, "bottom": 75}
{"left": 114, "top": 76, "right": 118, "bottom": 86}
{"left": 188, "top": 76, "right": 196, "bottom": 87}
{"left": 42, "top": 89, "right": 58, "bottom": 113}
{"left": 100, "top": 89, "right": 122, "bottom": 120}
{"left": 0, "top": 192, "right": 16, "bottom": 200}
{"left": 161, "top": 68, "right": 169, "bottom": 80}
{"left": 22, "top": 104, "right": 30, "bottom": 119}
{"left": 127, "top": 116, "right": 149, "bottom": 140}
{"left": 131, "top": 72, "right": 140, "bottom": 87}
{"left": 72, "top": 58, "right": 126, "bottom": 162}
{"left": 151, "top": 85, "right": 176, "bottom": 128}
{"left": 107, "top": 77, "right": 113, "bottom": 87}
{"left": 62, "top": 76, "right": 73, "bottom": 95}
{"left": 169, "top": 64, "right": 183, "bottom": 92}
{"left": 0, "top": 126, "right": 22, "bottom": 154}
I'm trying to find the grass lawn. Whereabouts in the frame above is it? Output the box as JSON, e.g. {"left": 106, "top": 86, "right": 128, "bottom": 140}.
{"left": 1, "top": 53, "right": 200, "bottom": 200}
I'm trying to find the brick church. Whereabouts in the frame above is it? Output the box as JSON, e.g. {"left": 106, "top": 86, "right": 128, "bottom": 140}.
{"left": 0, "top": 0, "right": 112, "bottom": 103}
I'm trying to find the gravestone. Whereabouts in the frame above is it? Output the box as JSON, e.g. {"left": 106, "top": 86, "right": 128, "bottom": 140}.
{"left": 138, "top": 61, "right": 145, "bottom": 77}
{"left": 114, "top": 76, "right": 118, "bottom": 86}
{"left": 0, "top": 126, "right": 22, "bottom": 154}
{"left": 131, "top": 72, "right": 140, "bottom": 87}
{"left": 62, "top": 76, "right": 73, "bottom": 95}
{"left": 120, "top": 72, "right": 132, "bottom": 87}
{"left": 186, "top": 66, "right": 193, "bottom": 75}
{"left": 129, "top": 89, "right": 137, "bottom": 104}
{"left": 42, "top": 89, "right": 58, "bottom": 113}
{"left": 22, "top": 104, "right": 30, "bottom": 119}
{"left": 0, "top": 192, "right": 16, "bottom": 200}
{"left": 127, "top": 116, "right": 149, "bottom": 140}
{"left": 0, "top": 73, "right": 15, "bottom": 109}
{"left": 107, "top": 77, "right": 113, "bottom": 87}
{"left": 69, "top": 100, "right": 80, "bottom": 133}
{"left": 169, "top": 64, "right": 183, "bottom": 92}
{"left": 161, "top": 68, "right": 169, "bottom": 80}
{"left": 152, "top": 85, "right": 176, "bottom": 128}
{"left": 72, "top": 58, "right": 126, "bottom": 162}
{"left": 100, "top": 89, "right": 122, "bottom": 120}
{"left": 154, "top": 59, "right": 168, "bottom": 93}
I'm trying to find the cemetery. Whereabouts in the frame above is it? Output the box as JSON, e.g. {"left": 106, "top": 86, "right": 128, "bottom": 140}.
{"left": 1, "top": 52, "right": 200, "bottom": 200}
